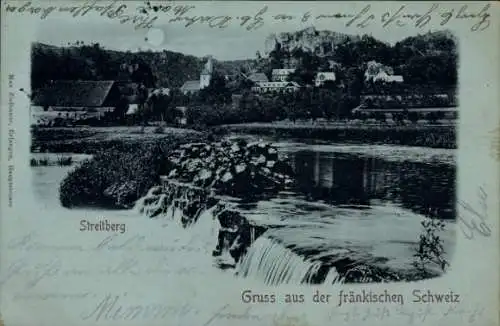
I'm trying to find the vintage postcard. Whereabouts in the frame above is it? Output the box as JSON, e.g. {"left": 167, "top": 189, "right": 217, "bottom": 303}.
{"left": 1, "top": 1, "right": 499, "bottom": 325}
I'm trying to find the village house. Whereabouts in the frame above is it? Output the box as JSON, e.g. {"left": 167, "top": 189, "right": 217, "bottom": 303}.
{"left": 173, "top": 106, "right": 188, "bottom": 126}
{"left": 364, "top": 61, "right": 403, "bottom": 83}
{"left": 315, "top": 72, "right": 336, "bottom": 87}
{"left": 371, "top": 71, "right": 404, "bottom": 83}
{"left": 251, "top": 81, "right": 300, "bottom": 93}
{"left": 149, "top": 87, "right": 170, "bottom": 97}
{"left": 180, "top": 56, "right": 214, "bottom": 94}
{"left": 30, "top": 80, "right": 143, "bottom": 125}
{"left": 271, "top": 69, "right": 295, "bottom": 82}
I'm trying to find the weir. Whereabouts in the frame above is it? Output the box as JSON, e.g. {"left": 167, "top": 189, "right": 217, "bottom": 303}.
{"left": 236, "top": 236, "right": 341, "bottom": 285}
{"left": 133, "top": 139, "right": 408, "bottom": 285}
{"left": 135, "top": 179, "right": 344, "bottom": 285}
{"left": 135, "top": 178, "right": 268, "bottom": 267}
{"left": 135, "top": 178, "right": 407, "bottom": 285}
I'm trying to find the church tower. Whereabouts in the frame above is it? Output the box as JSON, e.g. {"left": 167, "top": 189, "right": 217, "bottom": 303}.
{"left": 200, "top": 56, "right": 213, "bottom": 89}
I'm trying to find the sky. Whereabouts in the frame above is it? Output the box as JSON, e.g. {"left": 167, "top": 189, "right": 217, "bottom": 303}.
{"left": 33, "top": 1, "right": 455, "bottom": 61}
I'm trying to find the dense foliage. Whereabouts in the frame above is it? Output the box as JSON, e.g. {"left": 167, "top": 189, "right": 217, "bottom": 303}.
{"left": 32, "top": 43, "right": 254, "bottom": 91}
{"left": 59, "top": 134, "right": 205, "bottom": 208}
{"left": 32, "top": 42, "right": 201, "bottom": 90}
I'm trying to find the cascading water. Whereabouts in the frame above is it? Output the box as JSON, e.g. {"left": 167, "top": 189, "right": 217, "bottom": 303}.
{"left": 135, "top": 179, "right": 344, "bottom": 284}
{"left": 236, "top": 236, "right": 341, "bottom": 286}
{"left": 323, "top": 266, "right": 343, "bottom": 284}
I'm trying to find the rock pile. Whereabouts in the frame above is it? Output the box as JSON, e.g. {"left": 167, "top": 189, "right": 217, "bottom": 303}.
{"left": 165, "top": 139, "right": 295, "bottom": 197}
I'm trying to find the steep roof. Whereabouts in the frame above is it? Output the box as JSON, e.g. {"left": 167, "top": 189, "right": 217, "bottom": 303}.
{"left": 255, "top": 81, "right": 300, "bottom": 87}
{"left": 248, "top": 73, "right": 268, "bottom": 83}
{"left": 272, "top": 69, "right": 295, "bottom": 74}
{"left": 181, "top": 80, "right": 201, "bottom": 91}
{"left": 32, "top": 80, "right": 115, "bottom": 107}
{"left": 372, "top": 72, "right": 404, "bottom": 82}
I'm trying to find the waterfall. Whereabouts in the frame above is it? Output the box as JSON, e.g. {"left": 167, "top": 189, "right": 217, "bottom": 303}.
{"left": 323, "top": 266, "right": 343, "bottom": 284}
{"left": 163, "top": 201, "right": 185, "bottom": 224}
{"left": 190, "top": 205, "right": 219, "bottom": 240}
{"left": 237, "top": 236, "right": 340, "bottom": 286}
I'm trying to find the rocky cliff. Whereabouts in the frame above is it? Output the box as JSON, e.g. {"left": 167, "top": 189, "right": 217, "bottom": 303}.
{"left": 264, "top": 27, "right": 360, "bottom": 57}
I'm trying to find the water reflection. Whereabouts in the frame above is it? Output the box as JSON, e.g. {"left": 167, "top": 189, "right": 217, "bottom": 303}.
{"left": 290, "top": 151, "right": 455, "bottom": 220}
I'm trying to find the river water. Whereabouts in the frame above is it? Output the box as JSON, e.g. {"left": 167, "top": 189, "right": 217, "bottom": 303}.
{"left": 30, "top": 136, "right": 456, "bottom": 285}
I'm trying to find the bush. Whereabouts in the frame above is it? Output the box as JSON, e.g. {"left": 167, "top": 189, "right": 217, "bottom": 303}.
{"left": 412, "top": 217, "right": 449, "bottom": 277}
{"left": 30, "top": 155, "right": 73, "bottom": 167}
{"left": 408, "top": 111, "right": 419, "bottom": 123}
{"left": 153, "top": 126, "right": 165, "bottom": 134}
{"left": 59, "top": 134, "right": 205, "bottom": 208}
{"left": 59, "top": 144, "right": 164, "bottom": 208}
{"left": 30, "top": 158, "right": 49, "bottom": 166}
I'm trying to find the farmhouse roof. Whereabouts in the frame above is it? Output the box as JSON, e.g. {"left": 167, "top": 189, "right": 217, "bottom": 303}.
{"left": 180, "top": 80, "right": 201, "bottom": 91}
{"left": 254, "top": 81, "right": 301, "bottom": 88}
{"left": 248, "top": 73, "right": 268, "bottom": 83}
{"left": 32, "top": 80, "right": 115, "bottom": 107}
{"left": 272, "top": 69, "right": 295, "bottom": 75}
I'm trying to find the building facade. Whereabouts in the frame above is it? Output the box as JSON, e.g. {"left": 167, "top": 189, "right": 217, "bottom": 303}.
{"left": 251, "top": 81, "right": 300, "bottom": 93}
{"left": 271, "top": 69, "right": 295, "bottom": 82}
{"left": 200, "top": 56, "right": 213, "bottom": 89}
{"left": 181, "top": 56, "right": 214, "bottom": 94}
{"left": 315, "top": 72, "right": 336, "bottom": 87}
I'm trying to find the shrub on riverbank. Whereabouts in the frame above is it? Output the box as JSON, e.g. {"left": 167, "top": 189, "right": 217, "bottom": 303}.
{"left": 30, "top": 155, "right": 73, "bottom": 167}
{"left": 59, "top": 133, "right": 206, "bottom": 208}
{"left": 413, "top": 216, "right": 449, "bottom": 277}
{"left": 225, "top": 123, "right": 456, "bottom": 149}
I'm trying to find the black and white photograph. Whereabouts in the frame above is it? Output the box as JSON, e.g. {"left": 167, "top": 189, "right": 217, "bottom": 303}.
{"left": 4, "top": 2, "right": 500, "bottom": 325}
{"left": 27, "top": 10, "right": 459, "bottom": 288}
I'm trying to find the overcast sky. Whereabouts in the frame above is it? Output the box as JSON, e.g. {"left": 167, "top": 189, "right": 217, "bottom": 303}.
{"left": 34, "top": 2, "right": 456, "bottom": 60}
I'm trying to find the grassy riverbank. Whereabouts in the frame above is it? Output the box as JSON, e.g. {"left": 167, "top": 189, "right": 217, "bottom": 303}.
{"left": 31, "top": 126, "right": 205, "bottom": 154}
{"left": 222, "top": 121, "right": 456, "bottom": 149}
{"left": 31, "top": 126, "right": 209, "bottom": 208}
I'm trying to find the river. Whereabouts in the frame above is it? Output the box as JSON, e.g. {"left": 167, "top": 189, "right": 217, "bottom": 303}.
{"left": 30, "top": 136, "right": 456, "bottom": 285}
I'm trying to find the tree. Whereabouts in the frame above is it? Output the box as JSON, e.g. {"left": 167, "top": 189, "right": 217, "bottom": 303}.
{"left": 322, "top": 80, "right": 336, "bottom": 90}
{"left": 269, "top": 42, "right": 284, "bottom": 69}
{"left": 113, "top": 96, "right": 130, "bottom": 122}
{"left": 345, "top": 67, "right": 364, "bottom": 100}
{"left": 197, "top": 72, "right": 231, "bottom": 105}
{"left": 408, "top": 111, "right": 419, "bottom": 123}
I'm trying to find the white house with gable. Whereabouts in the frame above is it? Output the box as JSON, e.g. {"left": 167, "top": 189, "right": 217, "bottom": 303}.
{"left": 315, "top": 72, "right": 336, "bottom": 87}
{"left": 371, "top": 71, "right": 404, "bottom": 83}
{"left": 364, "top": 60, "right": 403, "bottom": 83}
{"left": 252, "top": 81, "right": 300, "bottom": 93}
{"left": 271, "top": 69, "right": 295, "bottom": 82}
